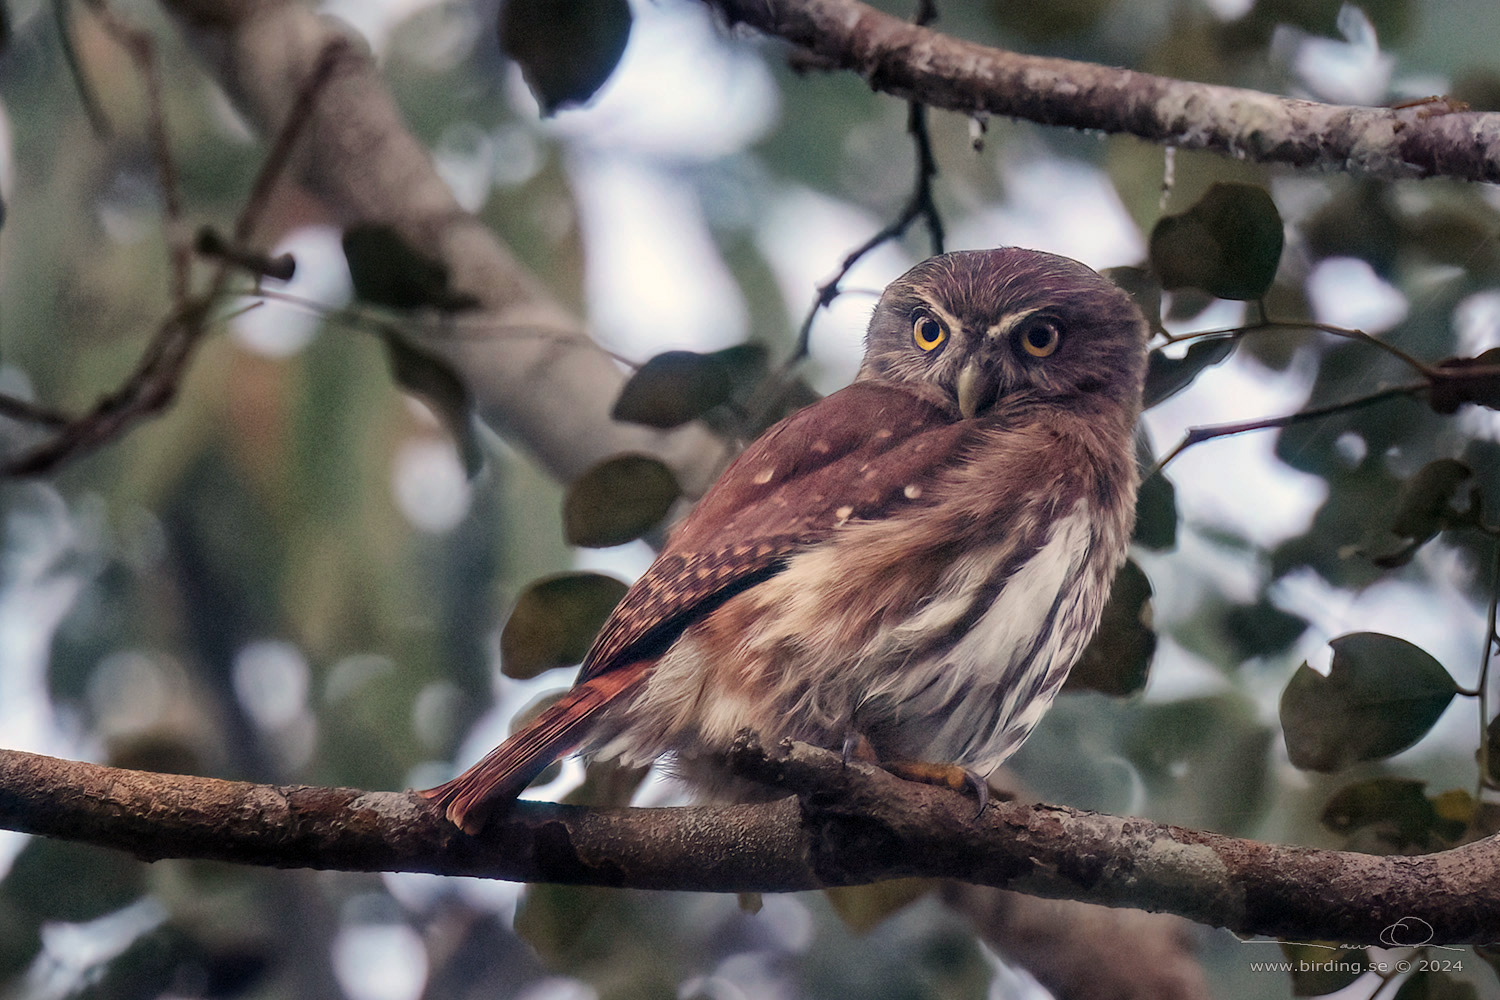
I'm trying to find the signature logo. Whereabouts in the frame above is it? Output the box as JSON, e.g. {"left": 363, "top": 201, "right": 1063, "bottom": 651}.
{"left": 1379, "top": 917, "right": 1438, "bottom": 949}
{"left": 1240, "top": 917, "right": 1462, "bottom": 953}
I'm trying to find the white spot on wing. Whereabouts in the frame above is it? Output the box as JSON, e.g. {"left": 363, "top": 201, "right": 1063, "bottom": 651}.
{"left": 904, "top": 485, "right": 922, "bottom": 500}
{"left": 753, "top": 467, "right": 775, "bottom": 485}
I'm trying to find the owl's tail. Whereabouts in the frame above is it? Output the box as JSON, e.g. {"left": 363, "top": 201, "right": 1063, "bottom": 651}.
{"left": 418, "top": 664, "right": 647, "bottom": 834}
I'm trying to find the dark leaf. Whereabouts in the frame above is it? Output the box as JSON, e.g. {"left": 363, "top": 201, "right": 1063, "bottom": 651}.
{"left": 500, "top": 572, "right": 629, "bottom": 678}
{"left": 1320, "top": 778, "right": 1464, "bottom": 851}
{"left": 1102, "top": 266, "right": 1164, "bottom": 336}
{"left": 612, "top": 350, "right": 736, "bottom": 429}
{"left": 512, "top": 884, "right": 617, "bottom": 967}
{"left": 1429, "top": 348, "right": 1500, "bottom": 414}
{"left": 985, "top": 0, "right": 1111, "bottom": 40}
{"left": 1222, "top": 599, "right": 1308, "bottom": 659}
{"left": 1119, "top": 696, "right": 1273, "bottom": 833}
{"left": 1395, "top": 970, "right": 1479, "bottom": 1000}
{"left": 342, "top": 223, "right": 479, "bottom": 312}
{"left": 1279, "top": 942, "right": 1367, "bottom": 996}
{"left": 1390, "top": 459, "right": 1473, "bottom": 539}
{"left": 1066, "top": 559, "right": 1155, "bottom": 696}
{"left": 1475, "top": 944, "right": 1500, "bottom": 986}
{"left": 712, "top": 343, "right": 772, "bottom": 395}
{"left": 195, "top": 226, "right": 296, "bottom": 282}
{"left": 382, "top": 328, "right": 483, "bottom": 477}
{"left": 1133, "top": 468, "right": 1177, "bottom": 550}
{"left": 1280, "top": 633, "right": 1458, "bottom": 772}
{"left": 198, "top": 944, "right": 275, "bottom": 999}
{"left": 1302, "top": 181, "right": 1401, "bottom": 275}
{"left": 5, "top": 838, "right": 146, "bottom": 922}
{"left": 745, "top": 376, "right": 823, "bottom": 436}
{"left": 1487, "top": 715, "right": 1500, "bottom": 784}
{"left": 563, "top": 758, "right": 650, "bottom": 807}
{"left": 1149, "top": 183, "right": 1284, "bottom": 300}
{"left": 1143, "top": 337, "right": 1237, "bottom": 408}
{"left": 500, "top": 0, "right": 633, "bottom": 115}
{"left": 1140, "top": 335, "right": 1236, "bottom": 407}
{"left": 563, "top": 454, "right": 681, "bottom": 548}
{"left": 824, "top": 880, "right": 938, "bottom": 934}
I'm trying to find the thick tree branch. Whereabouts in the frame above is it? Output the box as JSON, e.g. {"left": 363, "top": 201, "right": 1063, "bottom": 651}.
{"left": 156, "top": 0, "right": 728, "bottom": 493}
{"left": 3, "top": 739, "right": 1497, "bottom": 947}
{"left": 710, "top": 0, "right": 1500, "bottom": 182}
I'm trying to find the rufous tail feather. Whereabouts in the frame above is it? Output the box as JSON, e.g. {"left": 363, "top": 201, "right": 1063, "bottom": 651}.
{"left": 418, "top": 665, "right": 646, "bottom": 834}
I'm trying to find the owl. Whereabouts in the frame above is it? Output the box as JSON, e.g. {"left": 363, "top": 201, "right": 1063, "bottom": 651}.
{"left": 422, "top": 247, "right": 1149, "bottom": 832}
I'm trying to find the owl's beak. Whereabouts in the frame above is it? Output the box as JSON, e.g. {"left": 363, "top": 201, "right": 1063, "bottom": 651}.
{"left": 956, "top": 361, "right": 999, "bottom": 419}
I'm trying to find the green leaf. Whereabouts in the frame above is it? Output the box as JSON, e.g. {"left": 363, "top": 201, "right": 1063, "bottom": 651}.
{"left": 381, "top": 328, "right": 483, "bottom": 477}
{"left": 1149, "top": 183, "right": 1284, "bottom": 300}
{"left": 1279, "top": 942, "right": 1367, "bottom": 996}
{"left": 342, "top": 223, "right": 479, "bottom": 312}
{"left": 1222, "top": 599, "right": 1308, "bottom": 659}
{"left": 563, "top": 454, "right": 681, "bottom": 548}
{"left": 824, "top": 879, "right": 938, "bottom": 934}
{"left": 1280, "top": 633, "right": 1459, "bottom": 772}
{"left": 5, "top": 838, "right": 146, "bottom": 923}
{"left": 1143, "top": 337, "right": 1237, "bottom": 408}
{"left": 1066, "top": 559, "right": 1155, "bottom": 696}
{"left": 612, "top": 350, "right": 736, "bottom": 429}
{"left": 563, "top": 758, "right": 650, "bottom": 807}
{"left": 1101, "top": 266, "right": 1164, "bottom": 336}
{"left": 500, "top": 572, "right": 628, "bottom": 678}
{"left": 1320, "top": 778, "right": 1465, "bottom": 852}
{"left": 1474, "top": 944, "right": 1500, "bottom": 986}
{"left": 1133, "top": 469, "right": 1177, "bottom": 550}
{"left": 1395, "top": 970, "right": 1479, "bottom": 1000}
{"left": 1390, "top": 459, "right": 1473, "bottom": 540}
{"left": 500, "top": 0, "right": 632, "bottom": 116}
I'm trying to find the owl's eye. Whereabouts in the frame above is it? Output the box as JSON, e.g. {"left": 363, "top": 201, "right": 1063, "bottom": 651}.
{"left": 912, "top": 314, "right": 948, "bottom": 353}
{"left": 1018, "top": 320, "right": 1062, "bottom": 358}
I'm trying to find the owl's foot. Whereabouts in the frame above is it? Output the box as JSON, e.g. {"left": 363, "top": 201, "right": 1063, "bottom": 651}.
{"left": 882, "top": 759, "right": 991, "bottom": 817}
{"left": 840, "top": 732, "right": 881, "bottom": 766}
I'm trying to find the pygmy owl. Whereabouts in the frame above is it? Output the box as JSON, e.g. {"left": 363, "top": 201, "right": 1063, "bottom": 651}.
{"left": 422, "top": 248, "right": 1149, "bottom": 832}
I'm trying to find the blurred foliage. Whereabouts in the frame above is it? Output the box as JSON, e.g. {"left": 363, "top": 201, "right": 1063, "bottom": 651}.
{"left": 4, "top": 0, "right": 1500, "bottom": 999}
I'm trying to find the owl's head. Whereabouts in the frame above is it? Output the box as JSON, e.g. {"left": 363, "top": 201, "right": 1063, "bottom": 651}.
{"left": 857, "top": 248, "right": 1149, "bottom": 421}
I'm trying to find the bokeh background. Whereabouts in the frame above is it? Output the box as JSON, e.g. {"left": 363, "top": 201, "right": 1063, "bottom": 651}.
{"left": 4, "top": 0, "right": 1500, "bottom": 997}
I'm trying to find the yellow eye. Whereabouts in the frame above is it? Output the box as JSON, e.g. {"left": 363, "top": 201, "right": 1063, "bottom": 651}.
{"left": 1019, "top": 320, "right": 1061, "bottom": 358}
{"left": 912, "top": 315, "right": 948, "bottom": 353}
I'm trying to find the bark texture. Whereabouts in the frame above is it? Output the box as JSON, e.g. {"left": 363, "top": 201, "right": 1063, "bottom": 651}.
{"left": 2, "top": 741, "right": 1494, "bottom": 950}
{"left": 710, "top": 0, "right": 1500, "bottom": 182}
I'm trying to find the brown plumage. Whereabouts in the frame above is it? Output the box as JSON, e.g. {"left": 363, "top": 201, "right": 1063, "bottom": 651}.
{"left": 421, "top": 248, "right": 1149, "bottom": 833}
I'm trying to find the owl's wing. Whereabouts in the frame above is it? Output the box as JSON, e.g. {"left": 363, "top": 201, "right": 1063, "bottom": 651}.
{"left": 577, "top": 380, "right": 970, "bottom": 682}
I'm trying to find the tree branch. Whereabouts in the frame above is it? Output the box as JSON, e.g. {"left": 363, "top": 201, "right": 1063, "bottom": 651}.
{"left": 709, "top": 0, "right": 1500, "bottom": 182}
{"left": 156, "top": 0, "right": 728, "bottom": 493}
{"left": 4, "top": 739, "right": 1498, "bottom": 947}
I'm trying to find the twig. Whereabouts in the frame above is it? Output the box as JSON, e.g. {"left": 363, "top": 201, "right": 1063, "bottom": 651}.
{"left": 93, "top": 4, "right": 189, "bottom": 302}
{"left": 1162, "top": 319, "right": 1439, "bottom": 380}
{"left": 0, "top": 40, "right": 349, "bottom": 478}
{"left": 708, "top": 0, "right": 1500, "bottom": 184}
{"left": 1, "top": 301, "right": 209, "bottom": 476}
{"left": 1480, "top": 545, "right": 1500, "bottom": 796}
{"left": 785, "top": 3, "right": 944, "bottom": 366}
{"left": 787, "top": 102, "right": 945, "bottom": 364}
{"left": 0, "top": 395, "right": 71, "bottom": 427}
{"left": 232, "top": 38, "right": 351, "bottom": 247}
{"left": 1153, "top": 382, "right": 1428, "bottom": 473}
{"left": 52, "top": 0, "right": 112, "bottom": 138}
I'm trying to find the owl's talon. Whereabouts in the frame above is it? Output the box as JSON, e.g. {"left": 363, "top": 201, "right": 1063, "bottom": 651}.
{"left": 883, "top": 759, "right": 991, "bottom": 817}
{"left": 841, "top": 732, "right": 879, "bottom": 766}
